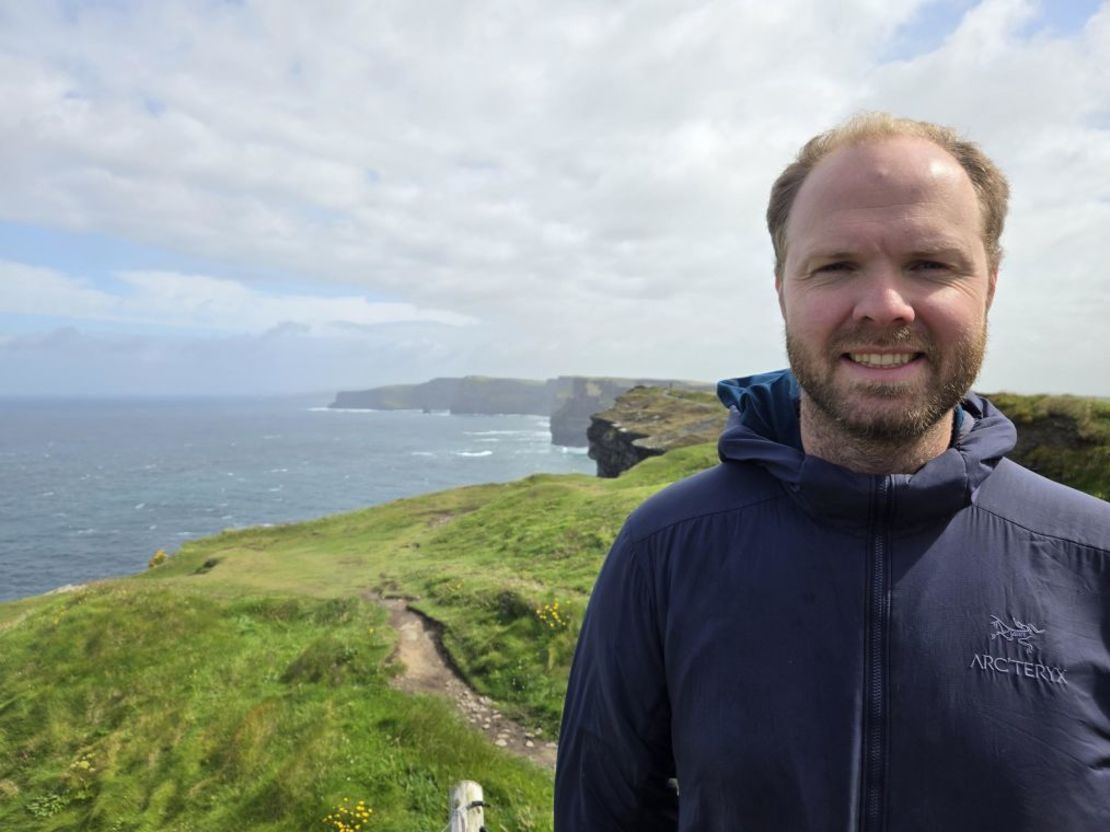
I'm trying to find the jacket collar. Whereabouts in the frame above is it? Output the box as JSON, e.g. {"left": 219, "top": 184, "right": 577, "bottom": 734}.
{"left": 716, "top": 370, "right": 1017, "bottom": 530}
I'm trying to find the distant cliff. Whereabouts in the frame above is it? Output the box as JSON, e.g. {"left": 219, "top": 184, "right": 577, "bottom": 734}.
{"left": 331, "top": 376, "right": 550, "bottom": 414}
{"left": 331, "top": 377, "right": 463, "bottom": 411}
{"left": 330, "top": 375, "right": 712, "bottom": 446}
{"left": 588, "top": 386, "right": 726, "bottom": 478}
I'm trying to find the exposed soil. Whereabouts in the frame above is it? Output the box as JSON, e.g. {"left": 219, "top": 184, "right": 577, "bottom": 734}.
{"left": 368, "top": 593, "right": 558, "bottom": 769}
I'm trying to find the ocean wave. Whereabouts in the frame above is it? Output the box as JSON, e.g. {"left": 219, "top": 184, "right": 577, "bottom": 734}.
{"left": 411, "top": 451, "right": 436, "bottom": 457}
{"left": 456, "top": 450, "right": 494, "bottom": 457}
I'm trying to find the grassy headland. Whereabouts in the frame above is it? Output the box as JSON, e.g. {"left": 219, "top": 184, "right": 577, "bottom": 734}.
{"left": 0, "top": 444, "right": 717, "bottom": 832}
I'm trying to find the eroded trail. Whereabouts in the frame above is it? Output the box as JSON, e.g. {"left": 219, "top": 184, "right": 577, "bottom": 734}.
{"left": 370, "top": 594, "right": 558, "bottom": 769}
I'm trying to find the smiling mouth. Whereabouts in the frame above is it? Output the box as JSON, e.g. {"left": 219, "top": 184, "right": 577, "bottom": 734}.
{"left": 845, "top": 352, "right": 924, "bottom": 368}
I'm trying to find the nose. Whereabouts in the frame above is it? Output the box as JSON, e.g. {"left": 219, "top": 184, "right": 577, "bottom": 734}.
{"left": 852, "top": 267, "right": 916, "bottom": 325}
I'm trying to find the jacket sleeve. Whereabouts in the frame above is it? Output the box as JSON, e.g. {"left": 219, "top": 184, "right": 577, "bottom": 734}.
{"left": 554, "top": 528, "right": 678, "bottom": 831}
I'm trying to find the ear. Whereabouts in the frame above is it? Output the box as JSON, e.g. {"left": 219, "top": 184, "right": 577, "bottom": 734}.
{"left": 775, "top": 271, "right": 786, "bottom": 318}
{"left": 985, "top": 265, "right": 999, "bottom": 311}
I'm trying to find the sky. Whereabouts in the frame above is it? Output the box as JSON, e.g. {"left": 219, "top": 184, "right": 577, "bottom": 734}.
{"left": 0, "top": 0, "right": 1107, "bottom": 397}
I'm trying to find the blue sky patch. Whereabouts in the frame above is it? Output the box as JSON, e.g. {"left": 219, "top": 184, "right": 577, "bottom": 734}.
{"left": 881, "top": 0, "right": 1102, "bottom": 64}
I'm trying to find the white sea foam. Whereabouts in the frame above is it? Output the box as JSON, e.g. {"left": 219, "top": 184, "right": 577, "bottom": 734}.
{"left": 311, "top": 406, "right": 383, "bottom": 412}
{"left": 411, "top": 451, "right": 435, "bottom": 457}
{"left": 134, "top": 502, "right": 145, "bottom": 509}
{"left": 456, "top": 450, "right": 494, "bottom": 457}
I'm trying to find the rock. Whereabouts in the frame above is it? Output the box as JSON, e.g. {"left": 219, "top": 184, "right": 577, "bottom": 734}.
{"left": 194, "top": 558, "right": 220, "bottom": 574}
{"left": 588, "top": 386, "right": 726, "bottom": 478}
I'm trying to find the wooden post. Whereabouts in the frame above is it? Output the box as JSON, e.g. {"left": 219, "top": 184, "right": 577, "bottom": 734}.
{"left": 449, "top": 781, "right": 485, "bottom": 832}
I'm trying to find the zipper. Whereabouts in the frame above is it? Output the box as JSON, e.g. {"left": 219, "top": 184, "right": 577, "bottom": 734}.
{"left": 859, "top": 476, "right": 892, "bottom": 832}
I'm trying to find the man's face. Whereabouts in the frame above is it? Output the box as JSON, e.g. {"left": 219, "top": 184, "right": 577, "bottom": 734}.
{"left": 777, "top": 136, "right": 998, "bottom": 443}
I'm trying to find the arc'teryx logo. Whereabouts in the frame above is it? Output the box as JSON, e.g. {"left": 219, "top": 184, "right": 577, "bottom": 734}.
{"left": 969, "top": 614, "right": 1067, "bottom": 686}
{"left": 989, "top": 615, "right": 1044, "bottom": 654}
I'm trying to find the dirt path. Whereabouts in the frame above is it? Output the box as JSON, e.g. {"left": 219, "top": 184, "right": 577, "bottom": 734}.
{"left": 370, "top": 593, "right": 558, "bottom": 769}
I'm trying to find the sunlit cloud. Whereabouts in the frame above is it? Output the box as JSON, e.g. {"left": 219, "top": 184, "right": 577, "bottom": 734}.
{"left": 0, "top": 0, "right": 1107, "bottom": 395}
{"left": 0, "top": 261, "right": 473, "bottom": 334}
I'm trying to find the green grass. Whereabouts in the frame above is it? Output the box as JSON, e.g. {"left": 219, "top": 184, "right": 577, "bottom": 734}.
{"left": 987, "top": 392, "right": 1110, "bottom": 499}
{"left": 0, "top": 585, "right": 555, "bottom": 831}
{"left": 0, "top": 443, "right": 718, "bottom": 831}
{"left": 2, "top": 392, "right": 1104, "bottom": 831}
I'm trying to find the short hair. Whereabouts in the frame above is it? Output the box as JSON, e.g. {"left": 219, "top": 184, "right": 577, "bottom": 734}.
{"left": 767, "top": 112, "right": 1010, "bottom": 276}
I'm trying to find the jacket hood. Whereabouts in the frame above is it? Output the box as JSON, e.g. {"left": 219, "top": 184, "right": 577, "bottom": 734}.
{"left": 716, "top": 369, "right": 1018, "bottom": 530}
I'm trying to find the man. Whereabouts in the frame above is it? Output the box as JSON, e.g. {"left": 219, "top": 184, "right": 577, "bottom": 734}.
{"left": 554, "top": 114, "right": 1110, "bottom": 831}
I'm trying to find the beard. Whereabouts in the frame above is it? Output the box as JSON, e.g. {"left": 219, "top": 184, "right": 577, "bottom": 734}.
{"left": 786, "top": 321, "right": 988, "bottom": 444}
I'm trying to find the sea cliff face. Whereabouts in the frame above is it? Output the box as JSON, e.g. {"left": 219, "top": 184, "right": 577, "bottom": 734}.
{"left": 587, "top": 386, "right": 726, "bottom": 478}
{"left": 330, "top": 375, "right": 712, "bottom": 446}
{"left": 330, "top": 377, "right": 463, "bottom": 411}
{"left": 548, "top": 376, "right": 713, "bottom": 447}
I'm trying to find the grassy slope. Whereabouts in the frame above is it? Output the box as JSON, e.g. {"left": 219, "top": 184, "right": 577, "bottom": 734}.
{"left": 0, "top": 444, "right": 718, "bottom": 832}
{"left": 2, "top": 391, "right": 1106, "bottom": 831}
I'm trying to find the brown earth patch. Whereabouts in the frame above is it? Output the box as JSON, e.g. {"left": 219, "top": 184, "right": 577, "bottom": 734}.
{"left": 367, "top": 592, "right": 557, "bottom": 769}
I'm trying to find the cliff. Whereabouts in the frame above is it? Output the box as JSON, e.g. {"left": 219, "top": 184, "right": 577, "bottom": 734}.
{"left": 331, "top": 375, "right": 713, "bottom": 446}
{"left": 331, "top": 376, "right": 550, "bottom": 414}
{"left": 449, "top": 376, "right": 552, "bottom": 415}
{"left": 548, "top": 376, "right": 713, "bottom": 447}
{"left": 588, "top": 386, "right": 726, "bottom": 478}
{"left": 330, "top": 377, "right": 462, "bottom": 411}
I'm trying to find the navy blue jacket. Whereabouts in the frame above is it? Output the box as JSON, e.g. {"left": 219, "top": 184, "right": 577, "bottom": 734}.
{"left": 555, "top": 370, "right": 1110, "bottom": 831}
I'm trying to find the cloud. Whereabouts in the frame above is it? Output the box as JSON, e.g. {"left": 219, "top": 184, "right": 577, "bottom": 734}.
{"left": 0, "top": 0, "right": 1107, "bottom": 395}
{"left": 0, "top": 323, "right": 480, "bottom": 397}
{"left": 0, "top": 260, "right": 473, "bottom": 333}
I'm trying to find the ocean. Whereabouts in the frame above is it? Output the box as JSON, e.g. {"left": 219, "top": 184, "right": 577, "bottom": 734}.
{"left": 0, "top": 396, "right": 595, "bottom": 602}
